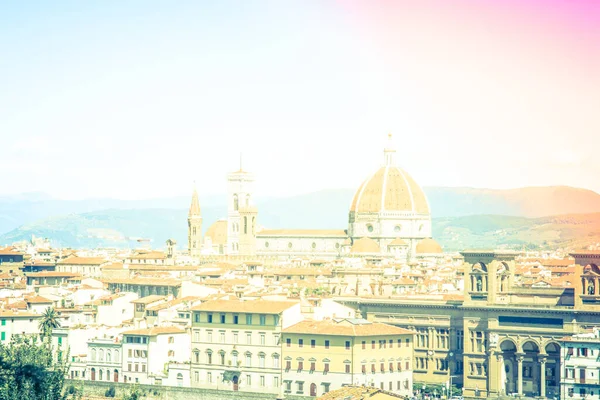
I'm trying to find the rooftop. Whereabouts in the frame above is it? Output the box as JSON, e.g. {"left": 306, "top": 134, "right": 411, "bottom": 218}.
{"left": 284, "top": 318, "right": 414, "bottom": 337}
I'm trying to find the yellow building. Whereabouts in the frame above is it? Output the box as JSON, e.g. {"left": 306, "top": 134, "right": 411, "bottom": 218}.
{"left": 282, "top": 318, "right": 414, "bottom": 398}
{"left": 190, "top": 299, "right": 303, "bottom": 395}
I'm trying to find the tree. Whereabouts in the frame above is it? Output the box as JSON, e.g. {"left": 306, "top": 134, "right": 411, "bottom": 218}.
{"left": 39, "top": 308, "right": 61, "bottom": 339}
{"left": 0, "top": 335, "right": 69, "bottom": 400}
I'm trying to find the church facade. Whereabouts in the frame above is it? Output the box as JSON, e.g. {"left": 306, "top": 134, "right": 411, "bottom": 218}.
{"left": 187, "top": 135, "right": 442, "bottom": 262}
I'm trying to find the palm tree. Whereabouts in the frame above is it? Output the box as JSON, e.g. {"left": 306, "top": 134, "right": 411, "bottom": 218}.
{"left": 38, "top": 307, "right": 61, "bottom": 339}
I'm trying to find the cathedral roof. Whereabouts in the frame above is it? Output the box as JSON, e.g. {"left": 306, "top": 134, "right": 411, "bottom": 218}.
{"left": 350, "top": 166, "right": 430, "bottom": 215}
{"left": 416, "top": 238, "right": 443, "bottom": 254}
{"left": 205, "top": 220, "right": 228, "bottom": 245}
{"left": 350, "top": 237, "right": 381, "bottom": 254}
{"left": 388, "top": 238, "right": 408, "bottom": 247}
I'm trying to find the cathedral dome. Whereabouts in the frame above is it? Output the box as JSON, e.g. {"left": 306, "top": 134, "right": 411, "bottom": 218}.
{"left": 350, "top": 165, "right": 430, "bottom": 215}
{"left": 416, "top": 238, "right": 443, "bottom": 254}
{"left": 205, "top": 220, "right": 228, "bottom": 245}
{"left": 350, "top": 237, "right": 381, "bottom": 254}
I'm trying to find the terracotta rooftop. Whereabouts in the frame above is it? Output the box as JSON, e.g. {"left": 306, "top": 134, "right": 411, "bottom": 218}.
{"left": 318, "top": 385, "right": 405, "bottom": 400}
{"left": 25, "top": 295, "right": 53, "bottom": 304}
{"left": 191, "top": 299, "right": 298, "bottom": 314}
{"left": 284, "top": 318, "right": 414, "bottom": 337}
{"left": 131, "top": 295, "right": 166, "bottom": 304}
{"left": 128, "top": 251, "right": 166, "bottom": 260}
{"left": 0, "top": 310, "right": 40, "bottom": 318}
{"left": 122, "top": 326, "right": 186, "bottom": 336}
{"left": 0, "top": 247, "right": 23, "bottom": 256}
{"left": 57, "top": 257, "right": 107, "bottom": 265}
{"left": 27, "top": 271, "right": 82, "bottom": 278}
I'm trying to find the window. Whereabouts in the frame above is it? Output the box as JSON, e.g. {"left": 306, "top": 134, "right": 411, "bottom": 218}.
{"left": 362, "top": 364, "right": 366, "bottom": 374}
{"left": 246, "top": 375, "right": 251, "bottom": 386}
{"left": 168, "top": 350, "right": 175, "bottom": 357}
{"left": 324, "top": 362, "right": 330, "bottom": 373}
{"left": 299, "top": 339, "right": 303, "bottom": 348}
{"left": 345, "top": 341, "right": 351, "bottom": 350}
{"left": 398, "top": 362, "right": 402, "bottom": 371}
{"left": 273, "top": 334, "right": 280, "bottom": 345}
{"left": 220, "top": 332, "right": 225, "bottom": 343}
{"left": 311, "top": 339, "right": 316, "bottom": 348}
{"left": 208, "top": 314, "right": 213, "bottom": 323}
{"left": 1, "top": 320, "right": 5, "bottom": 326}
{"left": 273, "top": 354, "right": 280, "bottom": 368}
{"left": 286, "top": 338, "right": 291, "bottom": 347}
{"left": 259, "top": 353, "right": 265, "bottom": 368}
{"left": 298, "top": 361, "right": 303, "bottom": 371}
{"left": 286, "top": 360, "right": 291, "bottom": 371}
{"left": 345, "top": 364, "right": 350, "bottom": 374}
{"left": 246, "top": 333, "right": 252, "bottom": 344}
{"left": 260, "top": 334, "right": 265, "bottom": 345}
{"left": 246, "top": 314, "right": 252, "bottom": 325}
{"left": 232, "top": 352, "right": 238, "bottom": 366}
{"left": 206, "top": 372, "right": 211, "bottom": 382}
{"left": 233, "top": 315, "right": 239, "bottom": 324}
{"left": 380, "top": 362, "right": 385, "bottom": 372}
{"left": 436, "top": 329, "right": 449, "bottom": 349}
{"left": 194, "top": 331, "right": 200, "bottom": 342}
{"left": 245, "top": 352, "right": 252, "bottom": 367}
{"left": 194, "top": 313, "right": 200, "bottom": 323}
{"left": 220, "top": 314, "right": 226, "bottom": 324}
{"left": 325, "top": 340, "right": 330, "bottom": 349}
{"left": 207, "top": 331, "right": 213, "bottom": 342}
{"left": 220, "top": 352, "right": 225, "bottom": 365}
{"left": 285, "top": 381, "right": 292, "bottom": 393}
{"left": 372, "top": 340, "right": 376, "bottom": 349}
{"left": 310, "top": 362, "right": 316, "bottom": 372}
{"left": 260, "top": 375, "right": 265, "bottom": 387}
{"left": 274, "top": 376, "right": 279, "bottom": 388}
{"left": 233, "top": 332, "right": 238, "bottom": 344}
{"left": 297, "top": 382, "right": 304, "bottom": 393}
{"left": 405, "top": 338, "right": 410, "bottom": 348}
{"left": 389, "top": 339, "right": 393, "bottom": 348}
{"left": 371, "top": 364, "right": 376, "bottom": 373}
{"left": 362, "top": 341, "right": 366, "bottom": 349}
{"left": 259, "top": 314, "right": 266, "bottom": 325}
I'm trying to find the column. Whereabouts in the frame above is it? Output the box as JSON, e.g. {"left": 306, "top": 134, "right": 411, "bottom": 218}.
{"left": 539, "top": 356, "right": 547, "bottom": 398}
{"left": 497, "top": 354, "right": 504, "bottom": 395}
{"left": 516, "top": 354, "right": 524, "bottom": 397}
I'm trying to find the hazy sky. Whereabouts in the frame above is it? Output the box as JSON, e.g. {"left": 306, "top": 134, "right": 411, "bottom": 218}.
{"left": 1, "top": 0, "right": 599, "bottom": 200}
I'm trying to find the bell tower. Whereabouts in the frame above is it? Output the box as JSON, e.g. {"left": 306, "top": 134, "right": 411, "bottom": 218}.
{"left": 188, "top": 186, "right": 202, "bottom": 257}
{"left": 227, "top": 155, "right": 255, "bottom": 255}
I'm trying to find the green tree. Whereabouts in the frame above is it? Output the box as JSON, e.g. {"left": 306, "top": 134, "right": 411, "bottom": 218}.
{"left": 0, "top": 335, "right": 69, "bottom": 400}
{"left": 38, "top": 308, "right": 61, "bottom": 340}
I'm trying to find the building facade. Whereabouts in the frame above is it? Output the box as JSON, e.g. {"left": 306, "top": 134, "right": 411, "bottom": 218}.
{"left": 560, "top": 328, "right": 600, "bottom": 399}
{"left": 190, "top": 299, "right": 303, "bottom": 395}
{"left": 335, "top": 250, "right": 600, "bottom": 399}
{"left": 282, "top": 318, "right": 414, "bottom": 398}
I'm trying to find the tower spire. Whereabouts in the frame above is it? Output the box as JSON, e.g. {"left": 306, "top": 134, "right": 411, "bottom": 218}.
{"left": 189, "top": 185, "right": 201, "bottom": 216}
{"left": 383, "top": 133, "right": 396, "bottom": 166}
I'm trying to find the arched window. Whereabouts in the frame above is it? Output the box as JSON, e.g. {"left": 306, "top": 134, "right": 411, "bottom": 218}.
{"left": 107, "top": 351, "right": 111, "bottom": 362}
{"left": 99, "top": 369, "right": 103, "bottom": 381}
{"left": 245, "top": 352, "right": 252, "bottom": 367}
{"left": 244, "top": 217, "right": 248, "bottom": 234}
{"left": 99, "top": 349, "right": 104, "bottom": 361}
{"left": 259, "top": 352, "right": 266, "bottom": 368}
{"left": 91, "top": 348, "right": 97, "bottom": 361}
{"left": 272, "top": 354, "right": 280, "bottom": 368}
{"left": 219, "top": 350, "right": 226, "bottom": 365}
{"left": 177, "top": 373, "right": 183, "bottom": 387}
{"left": 232, "top": 351, "right": 239, "bottom": 366}
{"left": 115, "top": 350, "right": 120, "bottom": 363}
{"left": 206, "top": 350, "right": 213, "bottom": 364}
{"left": 233, "top": 195, "right": 239, "bottom": 211}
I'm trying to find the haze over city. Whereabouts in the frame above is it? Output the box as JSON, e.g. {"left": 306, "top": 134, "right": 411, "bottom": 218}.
{"left": 1, "top": 0, "right": 599, "bottom": 200}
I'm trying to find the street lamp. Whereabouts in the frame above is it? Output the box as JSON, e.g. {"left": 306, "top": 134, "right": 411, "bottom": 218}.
{"left": 448, "top": 374, "right": 460, "bottom": 398}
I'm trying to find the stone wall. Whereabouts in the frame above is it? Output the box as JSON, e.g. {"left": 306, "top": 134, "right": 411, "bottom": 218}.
{"left": 65, "top": 380, "right": 311, "bottom": 400}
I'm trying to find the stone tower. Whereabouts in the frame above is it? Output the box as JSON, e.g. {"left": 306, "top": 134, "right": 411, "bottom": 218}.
{"left": 238, "top": 205, "right": 258, "bottom": 256}
{"left": 188, "top": 186, "right": 202, "bottom": 257}
{"left": 227, "top": 158, "right": 255, "bottom": 255}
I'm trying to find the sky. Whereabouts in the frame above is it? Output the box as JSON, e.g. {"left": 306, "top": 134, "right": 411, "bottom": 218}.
{"left": 0, "top": 0, "right": 599, "bottom": 200}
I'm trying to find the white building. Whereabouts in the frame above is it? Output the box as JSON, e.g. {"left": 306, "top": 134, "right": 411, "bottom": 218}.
{"left": 121, "top": 326, "right": 190, "bottom": 385}
{"left": 190, "top": 299, "right": 303, "bottom": 394}
{"left": 560, "top": 328, "right": 600, "bottom": 399}
{"left": 88, "top": 335, "right": 123, "bottom": 383}
{"left": 0, "top": 310, "right": 41, "bottom": 343}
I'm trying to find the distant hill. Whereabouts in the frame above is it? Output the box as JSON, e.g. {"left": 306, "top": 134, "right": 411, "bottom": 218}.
{"left": 1, "top": 185, "right": 599, "bottom": 237}
{"left": 2, "top": 207, "right": 600, "bottom": 252}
